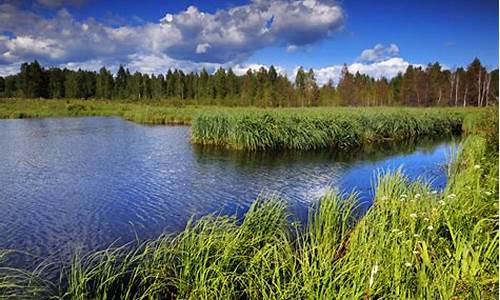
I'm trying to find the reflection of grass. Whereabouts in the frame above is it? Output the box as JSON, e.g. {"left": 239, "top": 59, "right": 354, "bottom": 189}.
{"left": 193, "top": 134, "right": 460, "bottom": 167}
{"left": 1, "top": 110, "right": 497, "bottom": 299}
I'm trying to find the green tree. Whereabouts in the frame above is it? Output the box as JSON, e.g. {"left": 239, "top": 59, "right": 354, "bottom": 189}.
{"left": 225, "top": 68, "right": 239, "bottom": 105}
{"left": 114, "top": 66, "right": 130, "bottom": 99}
{"left": 337, "top": 65, "right": 356, "bottom": 106}
{"left": 294, "top": 67, "right": 306, "bottom": 106}
{"left": 47, "top": 68, "right": 65, "bottom": 98}
{"left": 96, "top": 67, "right": 114, "bottom": 99}
{"left": 18, "top": 61, "right": 48, "bottom": 98}
{"left": 213, "top": 68, "right": 227, "bottom": 101}
{"left": 4, "top": 75, "right": 18, "bottom": 97}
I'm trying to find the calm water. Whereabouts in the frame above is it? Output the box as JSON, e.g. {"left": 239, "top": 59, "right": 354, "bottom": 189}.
{"left": 0, "top": 117, "right": 456, "bottom": 268}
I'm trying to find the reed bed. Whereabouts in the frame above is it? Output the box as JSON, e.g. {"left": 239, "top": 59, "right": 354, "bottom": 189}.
{"left": 1, "top": 109, "right": 497, "bottom": 299}
{"left": 191, "top": 108, "right": 469, "bottom": 150}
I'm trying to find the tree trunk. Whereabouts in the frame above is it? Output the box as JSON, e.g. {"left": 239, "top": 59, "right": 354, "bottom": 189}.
{"left": 449, "top": 72, "right": 455, "bottom": 105}
{"left": 455, "top": 74, "right": 459, "bottom": 106}
{"left": 484, "top": 73, "right": 491, "bottom": 106}
{"left": 463, "top": 85, "right": 468, "bottom": 107}
{"left": 477, "top": 70, "right": 482, "bottom": 107}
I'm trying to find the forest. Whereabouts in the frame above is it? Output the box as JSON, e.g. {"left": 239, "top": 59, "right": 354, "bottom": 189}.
{"left": 0, "top": 58, "right": 497, "bottom": 107}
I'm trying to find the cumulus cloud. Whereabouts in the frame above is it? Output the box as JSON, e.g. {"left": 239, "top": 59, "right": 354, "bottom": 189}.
{"left": 358, "top": 43, "right": 399, "bottom": 63}
{"left": 307, "top": 43, "right": 420, "bottom": 86}
{"left": 0, "top": 0, "right": 345, "bottom": 75}
{"left": 314, "top": 58, "right": 418, "bottom": 86}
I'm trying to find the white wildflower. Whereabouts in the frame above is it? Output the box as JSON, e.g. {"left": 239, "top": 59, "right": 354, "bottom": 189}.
{"left": 410, "top": 213, "right": 418, "bottom": 218}
{"left": 447, "top": 194, "right": 456, "bottom": 199}
{"left": 427, "top": 225, "right": 434, "bottom": 231}
{"left": 423, "top": 218, "right": 430, "bottom": 222}
{"left": 413, "top": 234, "right": 420, "bottom": 237}
{"left": 404, "top": 262, "right": 412, "bottom": 267}
{"left": 430, "top": 190, "right": 438, "bottom": 195}
{"left": 400, "top": 194, "right": 408, "bottom": 198}
{"left": 474, "top": 165, "right": 481, "bottom": 169}
{"left": 412, "top": 251, "right": 420, "bottom": 255}
{"left": 485, "top": 191, "right": 492, "bottom": 196}
{"left": 438, "top": 200, "right": 446, "bottom": 206}
{"left": 381, "top": 196, "right": 388, "bottom": 200}
{"left": 415, "top": 193, "right": 421, "bottom": 198}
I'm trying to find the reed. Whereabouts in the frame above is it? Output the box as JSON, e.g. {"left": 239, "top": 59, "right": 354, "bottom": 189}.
{"left": 191, "top": 108, "right": 469, "bottom": 151}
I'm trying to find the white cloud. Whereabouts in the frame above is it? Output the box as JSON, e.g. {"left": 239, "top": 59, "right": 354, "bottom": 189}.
{"left": 314, "top": 57, "right": 419, "bottom": 86}
{"left": 0, "top": 61, "right": 21, "bottom": 77}
{"left": 195, "top": 43, "right": 211, "bottom": 54}
{"left": 0, "top": 0, "right": 345, "bottom": 74}
{"left": 0, "top": 3, "right": 420, "bottom": 90}
{"left": 358, "top": 43, "right": 400, "bottom": 63}
{"left": 308, "top": 43, "right": 418, "bottom": 86}
{"left": 232, "top": 63, "right": 288, "bottom": 76}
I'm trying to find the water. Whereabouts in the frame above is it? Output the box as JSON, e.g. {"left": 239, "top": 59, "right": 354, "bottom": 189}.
{"left": 0, "top": 117, "right": 457, "bottom": 269}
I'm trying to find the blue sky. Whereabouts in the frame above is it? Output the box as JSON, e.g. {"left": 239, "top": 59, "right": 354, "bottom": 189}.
{"left": 0, "top": 0, "right": 498, "bottom": 82}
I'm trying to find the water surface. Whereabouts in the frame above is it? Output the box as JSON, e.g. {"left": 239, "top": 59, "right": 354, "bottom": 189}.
{"left": 0, "top": 117, "right": 456, "bottom": 268}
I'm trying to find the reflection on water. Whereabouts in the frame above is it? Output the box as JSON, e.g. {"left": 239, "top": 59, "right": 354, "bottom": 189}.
{"left": 0, "top": 117, "right": 458, "bottom": 270}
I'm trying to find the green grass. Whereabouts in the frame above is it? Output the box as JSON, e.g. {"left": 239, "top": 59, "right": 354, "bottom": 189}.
{"left": 0, "top": 99, "right": 198, "bottom": 125}
{"left": 191, "top": 107, "right": 483, "bottom": 151}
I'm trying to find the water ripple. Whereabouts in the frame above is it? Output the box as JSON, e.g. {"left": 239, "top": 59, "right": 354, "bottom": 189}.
{"left": 0, "top": 117, "right": 453, "bottom": 269}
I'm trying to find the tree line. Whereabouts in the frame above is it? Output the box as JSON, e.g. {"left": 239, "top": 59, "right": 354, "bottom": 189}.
{"left": 0, "top": 58, "right": 497, "bottom": 107}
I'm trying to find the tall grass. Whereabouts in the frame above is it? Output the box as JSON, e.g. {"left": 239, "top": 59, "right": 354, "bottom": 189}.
{"left": 191, "top": 108, "right": 469, "bottom": 150}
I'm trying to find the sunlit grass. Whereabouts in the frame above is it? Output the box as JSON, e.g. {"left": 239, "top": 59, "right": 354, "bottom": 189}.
{"left": 191, "top": 108, "right": 474, "bottom": 150}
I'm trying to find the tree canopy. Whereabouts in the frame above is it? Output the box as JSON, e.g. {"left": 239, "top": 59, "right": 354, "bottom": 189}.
{"left": 0, "top": 59, "right": 497, "bottom": 107}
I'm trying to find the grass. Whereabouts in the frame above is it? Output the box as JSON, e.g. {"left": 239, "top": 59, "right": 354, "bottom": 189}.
{"left": 191, "top": 107, "right": 482, "bottom": 151}
{"left": 0, "top": 99, "right": 197, "bottom": 125}
{"left": 0, "top": 108, "right": 497, "bottom": 299}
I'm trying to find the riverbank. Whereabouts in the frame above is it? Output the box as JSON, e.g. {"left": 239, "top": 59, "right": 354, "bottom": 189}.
{"left": 0, "top": 99, "right": 485, "bottom": 149}
{"left": 0, "top": 99, "right": 198, "bottom": 124}
{"left": 0, "top": 107, "right": 497, "bottom": 299}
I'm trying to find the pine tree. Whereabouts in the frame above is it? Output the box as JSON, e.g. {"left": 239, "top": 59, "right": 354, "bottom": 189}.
{"left": 114, "top": 65, "right": 129, "bottom": 99}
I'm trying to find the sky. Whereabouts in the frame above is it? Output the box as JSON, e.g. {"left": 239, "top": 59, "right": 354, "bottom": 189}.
{"left": 0, "top": 0, "right": 498, "bottom": 84}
